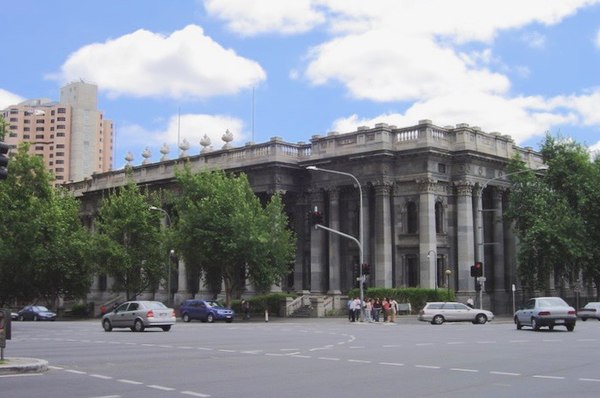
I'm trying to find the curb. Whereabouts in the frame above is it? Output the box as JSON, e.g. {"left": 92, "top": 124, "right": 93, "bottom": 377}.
{"left": 0, "top": 357, "right": 48, "bottom": 375}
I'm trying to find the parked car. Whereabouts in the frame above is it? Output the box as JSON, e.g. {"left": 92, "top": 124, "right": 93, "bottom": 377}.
{"left": 179, "top": 299, "right": 235, "bottom": 323}
{"left": 101, "top": 300, "right": 176, "bottom": 332}
{"left": 514, "top": 297, "right": 576, "bottom": 331}
{"left": 11, "top": 311, "right": 18, "bottom": 320}
{"left": 577, "top": 302, "right": 600, "bottom": 321}
{"left": 418, "top": 302, "right": 494, "bottom": 325}
{"left": 16, "top": 305, "right": 57, "bottom": 321}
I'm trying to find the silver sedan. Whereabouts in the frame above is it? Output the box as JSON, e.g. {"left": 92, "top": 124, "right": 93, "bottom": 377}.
{"left": 418, "top": 302, "right": 494, "bottom": 325}
{"left": 102, "top": 300, "right": 176, "bottom": 332}
{"left": 514, "top": 297, "right": 576, "bottom": 331}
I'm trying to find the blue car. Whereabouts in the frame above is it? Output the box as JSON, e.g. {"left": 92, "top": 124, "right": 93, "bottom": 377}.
{"left": 179, "top": 299, "right": 234, "bottom": 323}
{"left": 17, "top": 305, "right": 57, "bottom": 321}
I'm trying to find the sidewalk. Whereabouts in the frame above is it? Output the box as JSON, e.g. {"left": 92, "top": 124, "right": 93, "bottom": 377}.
{"left": 0, "top": 357, "right": 48, "bottom": 375}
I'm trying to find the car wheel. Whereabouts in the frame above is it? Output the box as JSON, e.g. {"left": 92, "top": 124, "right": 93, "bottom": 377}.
{"left": 133, "top": 319, "right": 145, "bottom": 332}
{"left": 515, "top": 316, "right": 522, "bottom": 330}
{"left": 431, "top": 315, "right": 444, "bottom": 325}
{"left": 548, "top": 325, "right": 554, "bottom": 331}
{"left": 206, "top": 314, "right": 215, "bottom": 323}
{"left": 161, "top": 325, "right": 171, "bottom": 332}
{"left": 531, "top": 317, "right": 540, "bottom": 331}
{"left": 182, "top": 313, "right": 191, "bottom": 323}
{"left": 581, "top": 318, "right": 587, "bottom": 321}
{"left": 475, "top": 314, "right": 487, "bottom": 324}
{"left": 566, "top": 324, "right": 575, "bottom": 332}
{"left": 102, "top": 319, "right": 113, "bottom": 332}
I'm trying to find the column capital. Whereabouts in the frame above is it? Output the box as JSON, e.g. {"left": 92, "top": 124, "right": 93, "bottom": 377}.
{"left": 416, "top": 177, "right": 438, "bottom": 193}
{"left": 453, "top": 180, "right": 474, "bottom": 196}
{"left": 373, "top": 180, "right": 393, "bottom": 195}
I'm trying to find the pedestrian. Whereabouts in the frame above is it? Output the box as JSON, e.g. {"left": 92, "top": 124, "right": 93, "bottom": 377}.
{"left": 353, "top": 297, "right": 362, "bottom": 322}
{"left": 389, "top": 298, "right": 398, "bottom": 323}
{"left": 348, "top": 297, "right": 355, "bottom": 322}
{"left": 373, "top": 298, "right": 382, "bottom": 322}
{"left": 466, "top": 298, "right": 474, "bottom": 308}
{"left": 364, "top": 298, "right": 373, "bottom": 322}
{"left": 382, "top": 297, "right": 390, "bottom": 322}
{"left": 242, "top": 299, "right": 251, "bottom": 320}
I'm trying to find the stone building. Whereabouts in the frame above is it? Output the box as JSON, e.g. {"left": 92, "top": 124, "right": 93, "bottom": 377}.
{"left": 68, "top": 120, "right": 547, "bottom": 315}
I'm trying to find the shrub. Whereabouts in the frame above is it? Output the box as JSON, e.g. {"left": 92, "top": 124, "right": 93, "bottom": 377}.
{"left": 348, "top": 287, "right": 455, "bottom": 313}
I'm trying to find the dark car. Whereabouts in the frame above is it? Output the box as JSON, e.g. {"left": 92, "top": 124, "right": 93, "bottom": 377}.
{"left": 514, "top": 297, "right": 576, "bottom": 331}
{"left": 179, "top": 299, "right": 234, "bottom": 323}
{"left": 17, "top": 305, "right": 57, "bottom": 321}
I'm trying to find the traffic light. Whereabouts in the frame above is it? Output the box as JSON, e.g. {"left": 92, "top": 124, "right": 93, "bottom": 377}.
{"left": 0, "top": 142, "right": 9, "bottom": 180}
{"left": 470, "top": 261, "right": 483, "bottom": 277}
{"left": 309, "top": 207, "right": 323, "bottom": 229}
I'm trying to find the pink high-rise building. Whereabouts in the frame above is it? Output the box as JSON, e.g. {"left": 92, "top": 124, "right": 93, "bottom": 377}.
{"left": 1, "top": 81, "right": 113, "bottom": 183}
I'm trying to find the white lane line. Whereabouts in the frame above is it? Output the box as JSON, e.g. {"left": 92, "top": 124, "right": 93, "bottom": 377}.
{"left": 579, "top": 378, "right": 600, "bottom": 382}
{"left": 147, "top": 385, "right": 176, "bottom": 391}
{"left": 65, "top": 370, "right": 87, "bottom": 375}
{"left": 318, "top": 357, "right": 340, "bottom": 361}
{"left": 509, "top": 340, "right": 529, "bottom": 343}
{"left": 542, "top": 339, "right": 561, "bottom": 343}
{"left": 265, "top": 353, "right": 284, "bottom": 357}
{"left": 178, "top": 346, "right": 194, "bottom": 349}
{"left": 348, "top": 359, "right": 372, "bottom": 364}
{"left": 450, "top": 368, "right": 479, "bottom": 373}
{"left": 118, "top": 379, "right": 143, "bottom": 385}
{"left": 532, "top": 375, "right": 565, "bottom": 380}
{"left": 141, "top": 344, "right": 156, "bottom": 347}
{"left": 490, "top": 371, "right": 521, "bottom": 376}
{"left": 379, "top": 362, "right": 404, "bottom": 367}
{"left": 197, "top": 347, "right": 212, "bottom": 351}
{"left": 48, "top": 366, "right": 64, "bottom": 370}
{"left": 476, "top": 341, "right": 496, "bottom": 344}
{"left": 218, "top": 349, "right": 236, "bottom": 353}
{"left": 447, "top": 342, "right": 465, "bottom": 345}
{"left": 90, "top": 374, "right": 113, "bottom": 380}
{"left": 291, "top": 355, "right": 312, "bottom": 359}
{"left": 415, "top": 365, "right": 441, "bottom": 369}
{"left": 181, "top": 391, "right": 211, "bottom": 397}
{"left": 0, "top": 373, "right": 44, "bottom": 378}
{"left": 416, "top": 343, "right": 433, "bottom": 346}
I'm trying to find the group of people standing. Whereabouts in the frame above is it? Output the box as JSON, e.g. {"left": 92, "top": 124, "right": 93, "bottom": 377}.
{"left": 347, "top": 297, "right": 399, "bottom": 323}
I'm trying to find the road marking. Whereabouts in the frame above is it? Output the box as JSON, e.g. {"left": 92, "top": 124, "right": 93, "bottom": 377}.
{"left": 579, "top": 378, "right": 600, "bottom": 382}
{"left": 533, "top": 375, "right": 565, "bottom": 380}
{"left": 90, "top": 374, "right": 113, "bottom": 379}
{"left": 181, "top": 391, "right": 211, "bottom": 397}
{"left": 265, "top": 353, "right": 284, "bottom": 356}
{"left": 490, "top": 371, "right": 521, "bottom": 376}
{"left": 147, "top": 385, "right": 175, "bottom": 391}
{"left": 48, "top": 366, "right": 64, "bottom": 370}
{"left": 415, "top": 365, "right": 441, "bottom": 369}
{"left": 218, "top": 349, "right": 236, "bottom": 353}
{"left": 476, "top": 341, "right": 496, "bottom": 344}
{"left": 291, "top": 355, "right": 311, "bottom": 359}
{"left": 379, "top": 362, "right": 404, "bottom": 367}
{"left": 416, "top": 343, "right": 433, "bottom": 346}
{"left": 196, "top": 347, "right": 212, "bottom": 351}
{"left": 450, "top": 368, "right": 479, "bottom": 373}
{"left": 0, "top": 373, "right": 44, "bottom": 378}
{"left": 178, "top": 346, "right": 193, "bottom": 349}
{"left": 118, "top": 379, "right": 143, "bottom": 385}
{"left": 318, "top": 357, "right": 340, "bottom": 361}
{"left": 447, "top": 342, "right": 465, "bottom": 345}
{"left": 65, "top": 370, "right": 87, "bottom": 375}
{"left": 509, "top": 340, "right": 529, "bottom": 343}
{"left": 348, "top": 359, "right": 372, "bottom": 364}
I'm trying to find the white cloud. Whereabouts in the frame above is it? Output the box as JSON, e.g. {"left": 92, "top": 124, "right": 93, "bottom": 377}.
{"left": 521, "top": 31, "right": 547, "bottom": 49}
{"left": 0, "top": 89, "right": 25, "bottom": 109}
{"left": 117, "top": 113, "right": 246, "bottom": 164}
{"left": 204, "top": 0, "right": 326, "bottom": 36}
{"left": 48, "top": 25, "right": 266, "bottom": 100}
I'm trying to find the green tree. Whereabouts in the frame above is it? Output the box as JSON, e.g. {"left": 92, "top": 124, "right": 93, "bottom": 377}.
{"left": 0, "top": 143, "right": 94, "bottom": 307}
{"left": 174, "top": 168, "right": 296, "bottom": 306}
{"left": 92, "top": 180, "right": 165, "bottom": 301}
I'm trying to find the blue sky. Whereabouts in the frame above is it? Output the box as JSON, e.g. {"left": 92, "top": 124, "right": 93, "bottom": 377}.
{"left": 2, "top": 0, "right": 600, "bottom": 169}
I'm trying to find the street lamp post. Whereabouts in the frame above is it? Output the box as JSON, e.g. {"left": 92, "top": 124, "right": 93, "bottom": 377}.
{"left": 306, "top": 166, "right": 364, "bottom": 320}
{"left": 445, "top": 269, "right": 452, "bottom": 295}
{"left": 149, "top": 206, "right": 174, "bottom": 307}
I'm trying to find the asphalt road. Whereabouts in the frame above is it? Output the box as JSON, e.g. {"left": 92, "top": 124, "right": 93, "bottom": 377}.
{"left": 2, "top": 316, "right": 600, "bottom": 398}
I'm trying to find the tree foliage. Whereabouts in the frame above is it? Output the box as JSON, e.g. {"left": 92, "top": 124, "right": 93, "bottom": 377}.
{"left": 0, "top": 143, "right": 94, "bottom": 307}
{"left": 505, "top": 134, "right": 597, "bottom": 296}
{"left": 174, "top": 168, "right": 296, "bottom": 306}
{"left": 92, "top": 179, "right": 165, "bottom": 301}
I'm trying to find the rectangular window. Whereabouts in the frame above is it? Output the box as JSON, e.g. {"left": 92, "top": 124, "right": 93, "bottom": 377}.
{"left": 57, "top": 125, "right": 65, "bottom": 129}
{"left": 57, "top": 117, "right": 66, "bottom": 121}
{"left": 57, "top": 144, "right": 65, "bottom": 148}
{"left": 438, "top": 163, "right": 446, "bottom": 173}
{"left": 57, "top": 108, "right": 66, "bottom": 114}
{"left": 35, "top": 146, "right": 44, "bottom": 151}
{"left": 56, "top": 132, "right": 65, "bottom": 137}
{"left": 56, "top": 152, "right": 64, "bottom": 157}
{"left": 35, "top": 134, "right": 44, "bottom": 139}
{"left": 23, "top": 135, "right": 30, "bottom": 139}
{"left": 56, "top": 160, "right": 64, "bottom": 164}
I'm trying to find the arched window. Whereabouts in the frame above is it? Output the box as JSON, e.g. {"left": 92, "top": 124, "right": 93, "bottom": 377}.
{"left": 407, "top": 202, "right": 418, "bottom": 233}
{"left": 435, "top": 201, "right": 444, "bottom": 233}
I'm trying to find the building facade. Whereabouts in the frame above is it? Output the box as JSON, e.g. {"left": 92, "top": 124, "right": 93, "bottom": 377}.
{"left": 2, "top": 81, "right": 113, "bottom": 183}
{"left": 69, "top": 120, "right": 575, "bottom": 315}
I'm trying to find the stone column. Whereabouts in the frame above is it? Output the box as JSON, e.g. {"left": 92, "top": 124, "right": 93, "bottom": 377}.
{"left": 418, "top": 178, "right": 437, "bottom": 288}
{"left": 361, "top": 185, "right": 371, "bottom": 270}
{"left": 327, "top": 188, "right": 342, "bottom": 295}
{"left": 492, "top": 188, "right": 506, "bottom": 292}
{"left": 310, "top": 189, "right": 326, "bottom": 293}
{"left": 374, "top": 183, "right": 393, "bottom": 288}
{"left": 455, "top": 181, "right": 476, "bottom": 291}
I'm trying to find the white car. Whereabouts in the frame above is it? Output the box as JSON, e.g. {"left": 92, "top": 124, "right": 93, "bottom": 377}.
{"left": 514, "top": 297, "right": 576, "bottom": 331}
{"left": 418, "top": 302, "right": 494, "bottom": 325}
{"left": 102, "top": 300, "right": 176, "bottom": 332}
{"left": 577, "top": 302, "right": 600, "bottom": 321}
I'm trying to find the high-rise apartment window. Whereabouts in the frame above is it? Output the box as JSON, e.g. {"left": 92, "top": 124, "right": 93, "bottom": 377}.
{"left": 57, "top": 144, "right": 65, "bottom": 148}
{"left": 36, "top": 119, "right": 44, "bottom": 124}
{"left": 57, "top": 117, "right": 66, "bottom": 121}
{"left": 24, "top": 127, "right": 30, "bottom": 132}
{"left": 57, "top": 125, "right": 65, "bottom": 129}
{"left": 24, "top": 119, "right": 30, "bottom": 124}
{"left": 35, "top": 134, "right": 44, "bottom": 139}
{"left": 35, "top": 146, "right": 43, "bottom": 151}
{"left": 36, "top": 127, "right": 44, "bottom": 132}
{"left": 10, "top": 109, "right": 18, "bottom": 114}
{"left": 56, "top": 152, "right": 64, "bottom": 157}
{"left": 55, "top": 168, "right": 64, "bottom": 173}
{"left": 56, "top": 160, "right": 64, "bottom": 164}
{"left": 56, "top": 132, "right": 65, "bottom": 137}
{"left": 56, "top": 175, "right": 64, "bottom": 180}
{"left": 23, "top": 135, "right": 30, "bottom": 139}
{"left": 51, "top": 110, "right": 55, "bottom": 115}
{"left": 57, "top": 108, "right": 66, "bottom": 114}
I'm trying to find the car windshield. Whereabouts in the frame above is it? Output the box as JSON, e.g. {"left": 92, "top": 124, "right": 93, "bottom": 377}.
{"left": 538, "top": 298, "right": 567, "bottom": 307}
{"left": 35, "top": 306, "right": 50, "bottom": 312}
{"left": 206, "top": 301, "right": 222, "bottom": 308}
